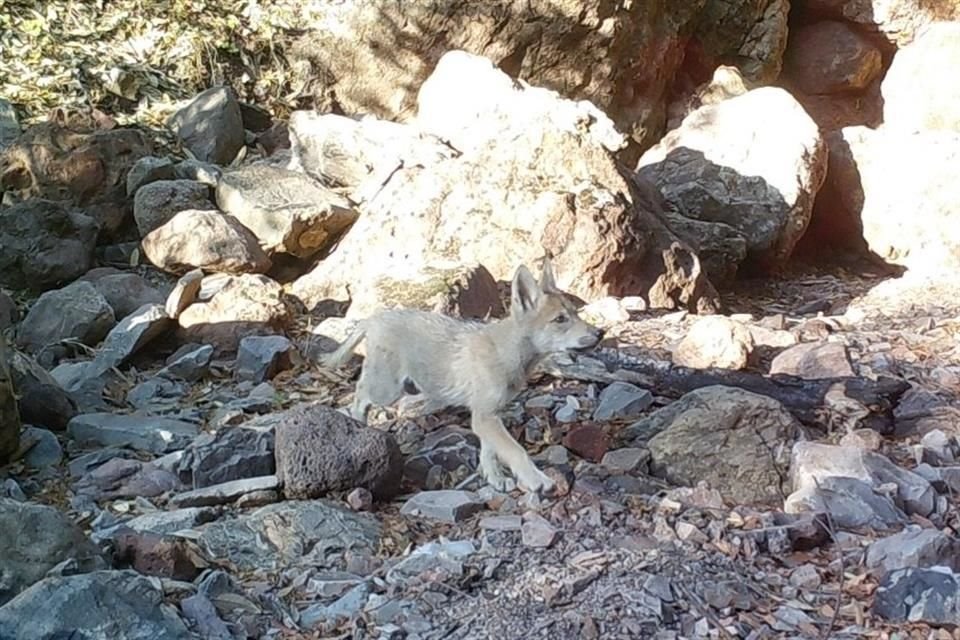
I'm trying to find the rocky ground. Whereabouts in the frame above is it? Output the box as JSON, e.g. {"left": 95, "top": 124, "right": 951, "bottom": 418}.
{"left": 2, "top": 1, "right": 960, "bottom": 639}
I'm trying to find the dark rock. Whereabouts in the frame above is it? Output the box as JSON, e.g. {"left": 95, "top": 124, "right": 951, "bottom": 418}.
{"left": 16, "top": 281, "right": 116, "bottom": 362}
{"left": 0, "top": 290, "right": 17, "bottom": 332}
{"left": 403, "top": 426, "right": 479, "bottom": 490}
{"left": 160, "top": 342, "right": 213, "bottom": 381}
{"left": 866, "top": 527, "right": 960, "bottom": 574}
{"left": 74, "top": 457, "right": 181, "bottom": 501}
{"left": 167, "top": 86, "right": 244, "bottom": 165}
{"left": 81, "top": 270, "right": 166, "bottom": 319}
{"left": 274, "top": 402, "right": 403, "bottom": 500}
{"left": 180, "top": 592, "right": 233, "bottom": 640}
{"left": 112, "top": 529, "right": 206, "bottom": 580}
{"left": 133, "top": 179, "right": 214, "bottom": 237}
{"left": 176, "top": 425, "right": 275, "bottom": 488}
{"left": 785, "top": 475, "right": 907, "bottom": 530}
{"left": 9, "top": 349, "right": 77, "bottom": 430}
{"left": 21, "top": 426, "right": 63, "bottom": 468}
{"left": 169, "top": 475, "right": 279, "bottom": 508}
{"left": 562, "top": 424, "right": 611, "bottom": 463}
{"left": 88, "top": 303, "right": 171, "bottom": 375}
{"left": 0, "top": 200, "right": 98, "bottom": 292}
{"left": 0, "top": 498, "right": 104, "bottom": 606}
{"left": 125, "top": 156, "right": 176, "bottom": 196}
{"left": 871, "top": 567, "right": 960, "bottom": 625}
{"left": 0, "top": 570, "right": 191, "bottom": 639}
{"left": 235, "top": 335, "right": 296, "bottom": 383}
{"left": 593, "top": 382, "right": 654, "bottom": 421}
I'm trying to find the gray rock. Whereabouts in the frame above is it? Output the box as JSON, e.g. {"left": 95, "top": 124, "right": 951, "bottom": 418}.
{"left": 0, "top": 498, "right": 104, "bottom": 605}
{"left": 133, "top": 179, "right": 214, "bottom": 237}
{"left": 121, "top": 507, "right": 219, "bottom": 536}
{"left": 554, "top": 396, "right": 579, "bottom": 422}
{"left": 0, "top": 570, "right": 191, "bottom": 639}
{"left": 480, "top": 515, "right": 523, "bottom": 531}
{"left": 404, "top": 426, "right": 479, "bottom": 491}
{"left": 74, "top": 457, "right": 181, "bottom": 502}
{"left": 126, "top": 156, "right": 175, "bottom": 196}
{"left": 275, "top": 402, "right": 403, "bottom": 500}
{"left": 9, "top": 351, "right": 77, "bottom": 430}
{"left": 127, "top": 377, "right": 186, "bottom": 410}
{"left": 16, "top": 280, "right": 116, "bottom": 362}
{"left": 921, "top": 429, "right": 956, "bottom": 466}
{"left": 400, "top": 490, "right": 485, "bottom": 524}
{"left": 866, "top": 527, "right": 960, "bottom": 574}
{"left": 0, "top": 479, "right": 25, "bottom": 502}
{"left": 307, "top": 572, "right": 364, "bottom": 598}
{"left": 216, "top": 163, "right": 358, "bottom": 258}
{"left": 300, "top": 583, "right": 372, "bottom": 628}
{"left": 637, "top": 386, "right": 804, "bottom": 505}
{"left": 784, "top": 476, "right": 907, "bottom": 530}
{"left": 170, "top": 474, "right": 279, "bottom": 508}
{"left": 871, "top": 567, "right": 960, "bottom": 625}
{"left": 49, "top": 360, "right": 121, "bottom": 413}
{"left": 0, "top": 290, "right": 18, "bottom": 332}
{"left": 160, "top": 342, "right": 213, "bottom": 381}
{"left": 601, "top": 447, "right": 650, "bottom": 475}
{"left": 68, "top": 447, "right": 133, "bottom": 478}
{"left": 790, "top": 442, "right": 936, "bottom": 517}
{"left": 769, "top": 341, "right": 855, "bottom": 379}
{"left": 88, "top": 304, "right": 171, "bottom": 375}
{"left": 522, "top": 511, "right": 559, "bottom": 548}
{"left": 67, "top": 412, "right": 199, "bottom": 454}
{"left": 235, "top": 335, "right": 296, "bottom": 382}
{"left": 385, "top": 540, "right": 476, "bottom": 585}
{"left": 173, "top": 159, "right": 222, "bottom": 186}
{"left": 593, "top": 382, "right": 653, "bottom": 421}
{"left": 0, "top": 200, "right": 98, "bottom": 292}
{"left": 180, "top": 592, "right": 232, "bottom": 640}
{"left": 198, "top": 500, "right": 381, "bottom": 571}
{"left": 82, "top": 270, "right": 166, "bottom": 319}
{"left": 21, "top": 426, "right": 63, "bottom": 468}
{"left": 167, "top": 86, "right": 244, "bottom": 165}
{"left": 176, "top": 425, "right": 275, "bottom": 488}
{"left": 537, "top": 444, "right": 570, "bottom": 466}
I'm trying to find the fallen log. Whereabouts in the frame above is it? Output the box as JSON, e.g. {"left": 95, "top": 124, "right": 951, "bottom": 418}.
{"left": 554, "top": 348, "right": 911, "bottom": 434}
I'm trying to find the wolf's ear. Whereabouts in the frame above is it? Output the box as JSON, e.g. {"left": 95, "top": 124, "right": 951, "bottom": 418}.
{"left": 511, "top": 265, "right": 542, "bottom": 316}
{"left": 540, "top": 256, "right": 558, "bottom": 292}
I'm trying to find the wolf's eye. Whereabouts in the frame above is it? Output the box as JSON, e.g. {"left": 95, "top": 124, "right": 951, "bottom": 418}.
{"left": 553, "top": 314, "right": 569, "bottom": 324}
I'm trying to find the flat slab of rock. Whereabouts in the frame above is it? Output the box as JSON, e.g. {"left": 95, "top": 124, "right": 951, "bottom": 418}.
{"left": 400, "top": 490, "right": 485, "bottom": 524}
{"left": 593, "top": 382, "right": 653, "bottom": 421}
{"left": 176, "top": 425, "right": 275, "bottom": 488}
{"left": 785, "top": 475, "right": 907, "bottom": 531}
{"left": 769, "top": 341, "right": 854, "bottom": 379}
{"left": 866, "top": 527, "right": 960, "bottom": 575}
{"left": 16, "top": 280, "right": 116, "bottom": 362}
{"left": 0, "top": 570, "right": 190, "bottom": 639}
{"left": 88, "top": 303, "right": 171, "bottom": 375}
{"left": 170, "top": 475, "right": 279, "bottom": 508}
{"left": 216, "top": 163, "right": 358, "bottom": 259}
{"left": 198, "top": 500, "right": 381, "bottom": 571}
{"left": 871, "top": 567, "right": 960, "bottom": 625}
{"left": 67, "top": 412, "right": 199, "bottom": 454}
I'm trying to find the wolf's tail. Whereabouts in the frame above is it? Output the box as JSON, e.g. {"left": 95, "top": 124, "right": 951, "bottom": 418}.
{"left": 321, "top": 323, "right": 367, "bottom": 370}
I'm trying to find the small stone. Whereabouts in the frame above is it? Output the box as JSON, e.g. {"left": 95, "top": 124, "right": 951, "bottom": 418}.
{"left": 593, "top": 382, "right": 654, "bottom": 421}
{"left": 524, "top": 394, "right": 556, "bottom": 410}
{"left": 21, "top": 427, "right": 63, "bottom": 469}
{"left": 234, "top": 489, "right": 279, "bottom": 508}
{"left": 161, "top": 343, "right": 213, "bottom": 381}
{"left": 562, "top": 424, "right": 610, "bottom": 463}
{"left": 480, "top": 515, "right": 522, "bottom": 531}
{"left": 164, "top": 269, "right": 204, "bottom": 320}
{"left": 601, "top": 447, "right": 649, "bottom": 475}
{"left": 554, "top": 396, "right": 579, "bottom": 422}
{"left": 126, "top": 156, "right": 175, "bottom": 196}
{"left": 839, "top": 428, "right": 883, "bottom": 451}
{"left": 399, "top": 490, "right": 484, "bottom": 524}
{"left": 180, "top": 592, "right": 232, "bottom": 640}
{"left": 921, "top": 429, "right": 956, "bottom": 466}
{"left": 87, "top": 303, "right": 171, "bottom": 375}
{"left": 865, "top": 527, "right": 960, "bottom": 574}
{"left": 347, "top": 487, "right": 373, "bottom": 511}
{"left": 522, "top": 511, "right": 558, "bottom": 548}
{"left": 170, "top": 475, "right": 279, "bottom": 508}
{"left": 544, "top": 466, "right": 573, "bottom": 497}
{"left": 673, "top": 316, "right": 754, "bottom": 370}
{"left": 789, "top": 564, "right": 822, "bottom": 589}
{"left": 675, "top": 521, "right": 708, "bottom": 544}
{"left": 235, "top": 335, "right": 295, "bottom": 382}
{"left": 16, "top": 281, "right": 115, "bottom": 363}
{"left": 539, "top": 445, "right": 570, "bottom": 466}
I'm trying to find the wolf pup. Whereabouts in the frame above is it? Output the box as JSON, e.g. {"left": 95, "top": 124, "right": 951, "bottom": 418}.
{"left": 323, "top": 259, "right": 605, "bottom": 494}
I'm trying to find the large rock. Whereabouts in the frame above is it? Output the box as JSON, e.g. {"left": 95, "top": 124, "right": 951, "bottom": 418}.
{"left": 0, "top": 336, "right": 19, "bottom": 463}
{"left": 198, "top": 500, "right": 381, "bottom": 572}
{"left": 810, "top": 126, "right": 960, "bottom": 271}
{"left": 9, "top": 350, "right": 77, "bottom": 430}
{"left": 882, "top": 21, "right": 960, "bottom": 133}
{"left": 784, "top": 475, "right": 907, "bottom": 530}
{"left": 871, "top": 567, "right": 960, "bottom": 625}
{"left": 690, "top": 0, "right": 790, "bottom": 83}
{"left": 80, "top": 269, "right": 166, "bottom": 319}
{"left": 637, "top": 87, "right": 828, "bottom": 274}
{"left": 291, "top": 51, "right": 719, "bottom": 314}
{"left": 0, "top": 199, "right": 98, "bottom": 292}
{"left": 0, "top": 119, "right": 151, "bottom": 240}
{"left": 167, "top": 86, "right": 244, "bottom": 165}
{"left": 274, "top": 403, "right": 403, "bottom": 500}
{"left": 177, "top": 273, "right": 290, "bottom": 354}
{"left": 0, "top": 570, "right": 190, "bottom": 639}
{"left": 16, "top": 281, "right": 116, "bottom": 361}
{"left": 215, "top": 163, "right": 358, "bottom": 258}
{"left": 141, "top": 209, "right": 272, "bottom": 275}
{"left": 866, "top": 527, "right": 960, "bottom": 574}
{"left": 803, "top": 0, "right": 960, "bottom": 46}
{"left": 632, "top": 386, "right": 805, "bottom": 505}
{"left": 133, "top": 179, "right": 215, "bottom": 237}
{"left": 288, "top": 1, "right": 708, "bottom": 152}
{"left": 176, "top": 425, "right": 275, "bottom": 488}
{"left": 783, "top": 21, "right": 884, "bottom": 95}
{"left": 788, "top": 442, "right": 936, "bottom": 517}
{"left": 345, "top": 262, "right": 505, "bottom": 321}
{"left": 769, "top": 341, "right": 855, "bottom": 379}
{"left": 0, "top": 498, "right": 104, "bottom": 605}
{"left": 67, "top": 412, "right": 199, "bottom": 454}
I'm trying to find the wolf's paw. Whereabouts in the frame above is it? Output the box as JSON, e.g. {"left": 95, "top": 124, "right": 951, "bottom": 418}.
{"left": 480, "top": 461, "right": 516, "bottom": 493}
{"left": 517, "top": 466, "right": 555, "bottom": 495}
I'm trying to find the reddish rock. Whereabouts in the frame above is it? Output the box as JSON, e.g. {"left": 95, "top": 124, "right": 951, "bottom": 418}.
{"left": 113, "top": 529, "right": 206, "bottom": 581}
{"left": 562, "top": 424, "right": 610, "bottom": 463}
{"left": 784, "top": 21, "right": 883, "bottom": 95}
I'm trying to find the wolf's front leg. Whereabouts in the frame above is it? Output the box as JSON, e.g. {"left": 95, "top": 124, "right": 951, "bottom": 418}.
{"left": 471, "top": 413, "right": 555, "bottom": 495}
